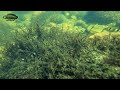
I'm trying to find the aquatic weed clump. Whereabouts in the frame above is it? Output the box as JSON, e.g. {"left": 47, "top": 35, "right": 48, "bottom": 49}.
{"left": 104, "top": 34, "right": 120, "bottom": 67}
{"left": 0, "top": 24, "right": 46, "bottom": 78}
{"left": 0, "top": 21, "right": 120, "bottom": 79}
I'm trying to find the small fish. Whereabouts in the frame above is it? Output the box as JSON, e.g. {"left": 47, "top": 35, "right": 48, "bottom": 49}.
{"left": 103, "top": 27, "right": 120, "bottom": 32}
{"left": 3, "top": 13, "right": 18, "bottom": 21}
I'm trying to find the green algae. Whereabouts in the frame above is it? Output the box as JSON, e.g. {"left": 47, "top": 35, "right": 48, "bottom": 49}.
{"left": 0, "top": 11, "right": 120, "bottom": 79}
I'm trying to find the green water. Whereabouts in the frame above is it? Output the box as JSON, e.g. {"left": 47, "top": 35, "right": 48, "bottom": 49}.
{"left": 0, "top": 11, "right": 120, "bottom": 79}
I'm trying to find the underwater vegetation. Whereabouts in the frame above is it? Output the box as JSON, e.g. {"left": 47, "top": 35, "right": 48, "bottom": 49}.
{"left": 0, "top": 11, "right": 120, "bottom": 79}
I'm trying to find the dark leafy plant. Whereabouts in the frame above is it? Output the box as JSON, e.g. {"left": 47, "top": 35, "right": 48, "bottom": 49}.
{"left": 0, "top": 20, "right": 120, "bottom": 79}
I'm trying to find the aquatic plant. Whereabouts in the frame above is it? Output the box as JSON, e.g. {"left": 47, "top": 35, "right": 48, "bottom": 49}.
{"left": 0, "top": 22, "right": 120, "bottom": 79}
{"left": 0, "top": 11, "right": 120, "bottom": 79}
{"left": 104, "top": 34, "right": 120, "bottom": 66}
{"left": 89, "top": 32, "right": 120, "bottom": 67}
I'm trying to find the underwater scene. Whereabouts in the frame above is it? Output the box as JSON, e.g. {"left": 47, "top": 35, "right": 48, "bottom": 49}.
{"left": 0, "top": 11, "right": 120, "bottom": 79}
